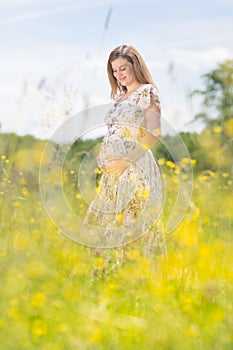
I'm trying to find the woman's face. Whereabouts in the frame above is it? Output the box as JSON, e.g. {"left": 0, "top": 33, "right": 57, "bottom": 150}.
{"left": 111, "top": 57, "right": 137, "bottom": 88}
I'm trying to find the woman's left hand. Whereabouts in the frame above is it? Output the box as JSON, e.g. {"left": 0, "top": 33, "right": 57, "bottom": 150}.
{"left": 101, "top": 159, "right": 130, "bottom": 177}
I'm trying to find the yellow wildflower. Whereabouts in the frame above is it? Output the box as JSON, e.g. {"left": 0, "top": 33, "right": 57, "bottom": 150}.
{"left": 30, "top": 292, "right": 46, "bottom": 308}
{"left": 185, "top": 324, "right": 200, "bottom": 337}
{"left": 108, "top": 283, "right": 117, "bottom": 290}
{"left": 93, "top": 257, "right": 105, "bottom": 268}
{"left": 213, "top": 125, "right": 222, "bottom": 134}
{"left": 166, "top": 160, "right": 176, "bottom": 168}
{"left": 125, "top": 249, "right": 140, "bottom": 260}
{"left": 58, "top": 323, "right": 68, "bottom": 333}
{"left": 13, "top": 201, "right": 21, "bottom": 207}
{"left": 90, "top": 328, "right": 102, "bottom": 344}
{"left": 21, "top": 187, "right": 29, "bottom": 196}
{"left": 158, "top": 158, "right": 165, "bottom": 166}
{"left": 32, "top": 319, "right": 48, "bottom": 337}
{"left": 96, "top": 185, "right": 102, "bottom": 193}
{"left": 198, "top": 175, "right": 208, "bottom": 181}
{"left": 116, "top": 214, "right": 124, "bottom": 221}
{"left": 93, "top": 168, "right": 102, "bottom": 174}
{"left": 0, "top": 319, "right": 5, "bottom": 328}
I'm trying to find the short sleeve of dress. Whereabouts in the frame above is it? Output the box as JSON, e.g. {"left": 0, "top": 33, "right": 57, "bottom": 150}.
{"left": 137, "top": 84, "right": 161, "bottom": 110}
{"left": 138, "top": 84, "right": 161, "bottom": 138}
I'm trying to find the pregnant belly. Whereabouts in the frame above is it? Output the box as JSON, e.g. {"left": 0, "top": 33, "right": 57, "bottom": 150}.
{"left": 98, "top": 133, "right": 136, "bottom": 167}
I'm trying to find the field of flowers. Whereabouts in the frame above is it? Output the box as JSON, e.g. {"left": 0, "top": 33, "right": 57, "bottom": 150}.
{"left": 0, "top": 130, "right": 233, "bottom": 350}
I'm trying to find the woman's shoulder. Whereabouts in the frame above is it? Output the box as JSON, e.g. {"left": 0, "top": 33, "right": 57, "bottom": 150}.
{"left": 140, "top": 83, "right": 159, "bottom": 96}
{"left": 136, "top": 84, "right": 160, "bottom": 109}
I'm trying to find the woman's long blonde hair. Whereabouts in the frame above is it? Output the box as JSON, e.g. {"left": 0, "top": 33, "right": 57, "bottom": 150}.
{"left": 107, "top": 44, "right": 156, "bottom": 99}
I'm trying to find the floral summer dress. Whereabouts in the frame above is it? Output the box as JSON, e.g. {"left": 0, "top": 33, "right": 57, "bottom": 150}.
{"left": 82, "top": 84, "right": 166, "bottom": 257}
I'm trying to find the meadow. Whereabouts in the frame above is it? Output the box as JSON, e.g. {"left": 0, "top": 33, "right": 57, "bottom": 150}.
{"left": 0, "top": 125, "right": 232, "bottom": 349}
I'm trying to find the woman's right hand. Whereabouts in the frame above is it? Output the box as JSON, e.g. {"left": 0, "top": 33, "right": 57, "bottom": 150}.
{"left": 101, "top": 159, "right": 130, "bottom": 177}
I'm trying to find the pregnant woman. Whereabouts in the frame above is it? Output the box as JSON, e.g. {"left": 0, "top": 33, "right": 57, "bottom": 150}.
{"left": 82, "top": 44, "right": 166, "bottom": 259}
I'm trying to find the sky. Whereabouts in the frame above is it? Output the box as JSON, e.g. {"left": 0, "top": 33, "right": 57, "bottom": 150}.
{"left": 0, "top": 0, "right": 233, "bottom": 139}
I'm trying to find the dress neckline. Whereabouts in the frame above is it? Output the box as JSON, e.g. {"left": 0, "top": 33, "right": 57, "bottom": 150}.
{"left": 114, "top": 83, "right": 148, "bottom": 106}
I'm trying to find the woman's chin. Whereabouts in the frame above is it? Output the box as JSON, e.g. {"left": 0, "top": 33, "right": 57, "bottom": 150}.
{"left": 119, "top": 79, "right": 127, "bottom": 86}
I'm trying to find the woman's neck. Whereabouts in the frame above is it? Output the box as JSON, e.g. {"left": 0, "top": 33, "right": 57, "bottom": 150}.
{"left": 125, "top": 82, "right": 142, "bottom": 95}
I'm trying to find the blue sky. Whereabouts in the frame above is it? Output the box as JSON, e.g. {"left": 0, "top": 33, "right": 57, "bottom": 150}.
{"left": 0, "top": 0, "right": 233, "bottom": 138}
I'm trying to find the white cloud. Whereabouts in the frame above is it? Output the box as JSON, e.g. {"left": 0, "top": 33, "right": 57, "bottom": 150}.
{"left": 0, "top": 48, "right": 107, "bottom": 91}
{"left": 168, "top": 47, "right": 232, "bottom": 71}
